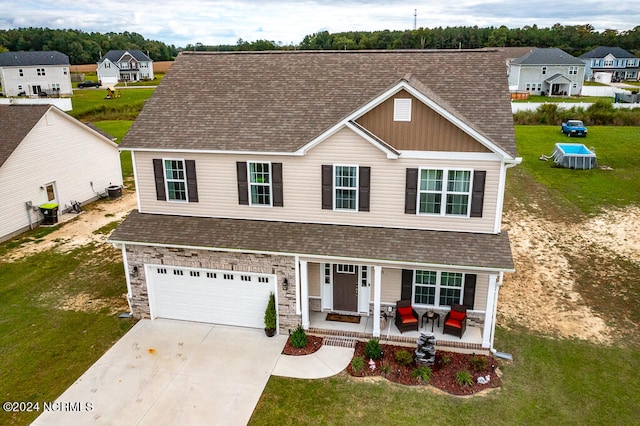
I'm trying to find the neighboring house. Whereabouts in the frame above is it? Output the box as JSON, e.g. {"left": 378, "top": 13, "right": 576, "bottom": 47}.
{"left": 0, "top": 51, "right": 72, "bottom": 97}
{"left": 508, "top": 47, "right": 585, "bottom": 96}
{"left": 97, "top": 50, "right": 154, "bottom": 85}
{"left": 579, "top": 46, "right": 640, "bottom": 82}
{"left": 0, "top": 105, "right": 123, "bottom": 242}
{"left": 109, "top": 50, "right": 521, "bottom": 353}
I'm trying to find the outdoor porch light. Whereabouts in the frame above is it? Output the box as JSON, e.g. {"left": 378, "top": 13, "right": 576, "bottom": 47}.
{"left": 282, "top": 278, "right": 289, "bottom": 291}
{"left": 131, "top": 265, "right": 139, "bottom": 278}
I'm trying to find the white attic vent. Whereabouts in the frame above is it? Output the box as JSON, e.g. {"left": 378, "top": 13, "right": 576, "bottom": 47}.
{"left": 394, "top": 98, "right": 412, "bottom": 121}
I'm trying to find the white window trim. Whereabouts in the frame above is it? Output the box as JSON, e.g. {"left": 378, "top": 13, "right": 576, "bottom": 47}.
{"left": 412, "top": 270, "right": 465, "bottom": 308}
{"left": 163, "top": 158, "right": 189, "bottom": 203}
{"left": 333, "top": 164, "right": 359, "bottom": 212}
{"left": 416, "top": 167, "right": 473, "bottom": 218}
{"left": 247, "top": 161, "right": 273, "bottom": 207}
{"left": 393, "top": 98, "right": 412, "bottom": 121}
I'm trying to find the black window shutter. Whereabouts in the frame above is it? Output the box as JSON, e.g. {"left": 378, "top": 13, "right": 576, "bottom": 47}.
{"left": 272, "top": 162, "right": 284, "bottom": 207}
{"left": 236, "top": 162, "right": 249, "bottom": 205}
{"left": 470, "top": 171, "right": 486, "bottom": 218}
{"left": 404, "top": 168, "right": 418, "bottom": 214}
{"left": 153, "top": 158, "right": 166, "bottom": 201}
{"left": 321, "top": 165, "right": 333, "bottom": 210}
{"left": 401, "top": 269, "right": 413, "bottom": 301}
{"left": 185, "top": 160, "right": 198, "bottom": 202}
{"left": 463, "top": 274, "right": 477, "bottom": 309}
{"left": 358, "top": 166, "right": 370, "bottom": 212}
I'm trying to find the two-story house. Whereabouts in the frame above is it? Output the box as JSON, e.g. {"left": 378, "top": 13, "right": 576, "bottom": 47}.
{"left": 109, "top": 50, "right": 521, "bottom": 353}
{"left": 579, "top": 46, "right": 640, "bottom": 82}
{"left": 0, "top": 51, "right": 72, "bottom": 97}
{"left": 97, "top": 50, "right": 154, "bottom": 85}
{"left": 508, "top": 47, "right": 585, "bottom": 96}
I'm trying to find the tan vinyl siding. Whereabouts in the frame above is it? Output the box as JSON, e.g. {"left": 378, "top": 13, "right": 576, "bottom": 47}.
{"left": 135, "top": 127, "right": 501, "bottom": 233}
{"left": 307, "top": 263, "right": 321, "bottom": 297}
{"left": 380, "top": 268, "right": 402, "bottom": 304}
{"left": 473, "top": 273, "right": 489, "bottom": 312}
{"left": 356, "top": 90, "right": 492, "bottom": 153}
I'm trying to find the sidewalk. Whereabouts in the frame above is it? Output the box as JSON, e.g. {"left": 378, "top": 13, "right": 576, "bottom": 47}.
{"left": 272, "top": 345, "right": 354, "bottom": 379}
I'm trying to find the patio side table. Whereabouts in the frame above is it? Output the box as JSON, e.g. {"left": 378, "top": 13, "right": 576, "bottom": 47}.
{"left": 421, "top": 311, "right": 440, "bottom": 332}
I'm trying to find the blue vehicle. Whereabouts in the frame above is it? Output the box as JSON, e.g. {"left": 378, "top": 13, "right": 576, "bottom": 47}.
{"left": 561, "top": 119, "right": 587, "bottom": 137}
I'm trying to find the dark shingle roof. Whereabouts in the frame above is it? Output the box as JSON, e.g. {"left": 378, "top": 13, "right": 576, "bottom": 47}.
{"left": 511, "top": 47, "right": 584, "bottom": 66}
{"left": 0, "top": 105, "right": 50, "bottom": 168}
{"left": 0, "top": 51, "right": 69, "bottom": 67}
{"left": 110, "top": 211, "right": 515, "bottom": 271}
{"left": 579, "top": 46, "right": 637, "bottom": 59}
{"left": 121, "top": 50, "right": 517, "bottom": 157}
{"left": 98, "top": 50, "right": 152, "bottom": 63}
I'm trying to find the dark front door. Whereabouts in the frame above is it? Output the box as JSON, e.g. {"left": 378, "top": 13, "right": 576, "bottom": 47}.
{"left": 333, "top": 264, "right": 358, "bottom": 312}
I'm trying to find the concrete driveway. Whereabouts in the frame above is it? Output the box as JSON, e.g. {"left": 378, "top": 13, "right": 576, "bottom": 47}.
{"left": 32, "top": 319, "right": 287, "bottom": 426}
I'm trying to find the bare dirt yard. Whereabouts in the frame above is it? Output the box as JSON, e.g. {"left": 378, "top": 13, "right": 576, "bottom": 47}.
{"left": 2, "top": 185, "right": 638, "bottom": 344}
{"left": 1, "top": 189, "right": 137, "bottom": 262}
{"left": 500, "top": 204, "right": 640, "bottom": 344}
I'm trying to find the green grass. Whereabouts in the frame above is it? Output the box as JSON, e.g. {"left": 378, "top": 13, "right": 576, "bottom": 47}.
{"left": 0, "top": 245, "right": 134, "bottom": 425}
{"left": 514, "top": 126, "right": 640, "bottom": 215}
{"left": 251, "top": 327, "right": 640, "bottom": 425}
{"left": 70, "top": 88, "right": 155, "bottom": 121}
{"left": 91, "top": 120, "right": 135, "bottom": 180}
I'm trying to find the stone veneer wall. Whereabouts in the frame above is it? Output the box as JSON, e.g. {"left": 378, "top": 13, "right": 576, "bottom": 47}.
{"left": 124, "top": 244, "right": 300, "bottom": 334}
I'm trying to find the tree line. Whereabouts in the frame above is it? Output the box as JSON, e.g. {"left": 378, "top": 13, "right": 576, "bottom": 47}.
{"left": 1, "top": 24, "right": 639, "bottom": 64}
{"left": 0, "top": 28, "right": 177, "bottom": 63}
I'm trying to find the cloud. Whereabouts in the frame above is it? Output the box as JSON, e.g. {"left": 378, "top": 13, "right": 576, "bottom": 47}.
{"left": 0, "top": 0, "right": 638, "bottom": 47}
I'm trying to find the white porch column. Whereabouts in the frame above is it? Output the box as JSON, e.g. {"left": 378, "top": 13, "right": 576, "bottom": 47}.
{"left": 300, "top": 260, "right": 310, "bottom": 330}
{"left": 482, "top": 273, "right": 500, "bottom": 349}
{"left": 372, "top": 266, "right": 382, "bottom": 337}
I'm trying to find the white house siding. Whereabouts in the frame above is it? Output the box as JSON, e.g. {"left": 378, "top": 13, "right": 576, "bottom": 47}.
{"left": 0, "top": 109, "right": 122, "bottom": 242}
{"left": 512, "top": 65, "right": 585, "bottom": 95}
{"left": 134, "top": 127, "right": 502, "bottom": 233}
{"left": 0, "top": 65, "right": 72, "bottom": 97}
{"left": 97, "top": 60, "right": 120, "bottom": 85}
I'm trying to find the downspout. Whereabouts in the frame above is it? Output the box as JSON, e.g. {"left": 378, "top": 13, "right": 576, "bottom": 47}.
{"left": 118, "top": 243, "right": 134, "bottom": 317}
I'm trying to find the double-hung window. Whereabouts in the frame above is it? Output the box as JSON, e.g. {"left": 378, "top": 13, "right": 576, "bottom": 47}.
{"left": 418, "top": 168, "right": 471, "bottom": 216}
{"left": 164, "top": 159, "right": 187, "bottom": 201}
{"left": 413, "top": 270, "right": 464, "bottom": 307}
{"left": 334, "top": 165, "right": 358, "bottom": 211}
{"left": 249, "top": 162, "right": 271, "bottom": 206}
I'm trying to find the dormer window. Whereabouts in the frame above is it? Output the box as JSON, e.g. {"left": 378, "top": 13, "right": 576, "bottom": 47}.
{"left": 393, "top": 98, "right": 412, "bottom": 121}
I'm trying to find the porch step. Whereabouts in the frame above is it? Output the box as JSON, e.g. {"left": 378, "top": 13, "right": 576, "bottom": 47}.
{"left": 322, "top": 336, "right": 357, "bottom": 348}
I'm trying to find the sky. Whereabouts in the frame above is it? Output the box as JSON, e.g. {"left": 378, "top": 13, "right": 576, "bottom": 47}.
{"left": 1, "top": 0, "right": 638, "bottom": 47}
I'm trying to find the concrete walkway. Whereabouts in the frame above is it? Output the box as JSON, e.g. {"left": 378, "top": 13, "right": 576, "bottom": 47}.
{"left": 32, "top": 320, "right": 353, "bottom": 426}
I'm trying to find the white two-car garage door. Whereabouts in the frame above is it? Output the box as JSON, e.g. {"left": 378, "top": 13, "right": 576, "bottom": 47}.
{"left": 147, "top": 265, "right": 276, "bottom": 329}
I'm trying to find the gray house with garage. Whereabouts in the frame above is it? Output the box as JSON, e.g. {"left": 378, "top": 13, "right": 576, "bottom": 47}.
{"left": 109, "top": 50, "right": 520, "bottom": 353}
{"left": 508, "top": 47, "right": 585, "bottom": 96}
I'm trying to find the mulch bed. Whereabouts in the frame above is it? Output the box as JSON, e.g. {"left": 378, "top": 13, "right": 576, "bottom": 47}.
{"left": 347, "top": 341, "right": 501, "bottom": 395}
{"left": 282, "top": 335, "right": 324, "bottom": 355}
{"left": 282, "top": 337, "right": 501, "bottom": 396}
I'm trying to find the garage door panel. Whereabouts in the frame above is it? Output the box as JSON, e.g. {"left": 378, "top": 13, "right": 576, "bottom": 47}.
{"left": 148, "top": 266, "right": 275, "bottom": 328}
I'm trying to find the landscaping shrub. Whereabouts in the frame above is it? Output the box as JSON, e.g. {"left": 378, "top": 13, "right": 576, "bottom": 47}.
{"left": 351, "top": 356, "right": 365, "bottom": 373}
{"left": 394, "top": 349, "right": 414, "bottom": 366}
{"left": 513, "top": 102, "right": 640, "bottom": 126}
{"left": 411, "top": 366, "right": 432, "bottom": 383}
{"left": 289, "top": 325, "right": 307, "bottom": 349}
{"left": 364, "top": 339, "right": 382, "bottom": 360}
{"left": 469, "top": 355, "right": 488, "bottom": 372}
{"left": 455, "top": 370, "right": 474, "bottom": 387}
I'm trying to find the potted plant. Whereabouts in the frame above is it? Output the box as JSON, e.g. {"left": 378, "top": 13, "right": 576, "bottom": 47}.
{"left": 264, "top": 292, "right": 277, "bottom": 337}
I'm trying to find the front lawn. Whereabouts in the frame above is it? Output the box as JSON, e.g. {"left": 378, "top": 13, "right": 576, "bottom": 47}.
{"left": 70, "top": 88, "right": 155, "bottom": 121}
{"left": 251, "top": 327, "right": 640, "bottom": 425}
{"left": 0, "top": 245, "right": 134, "bottom": 425}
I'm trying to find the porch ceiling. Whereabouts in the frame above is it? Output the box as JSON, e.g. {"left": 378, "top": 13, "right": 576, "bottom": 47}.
{"left": 110, "top": 211, "right": 514, "bottom": 271}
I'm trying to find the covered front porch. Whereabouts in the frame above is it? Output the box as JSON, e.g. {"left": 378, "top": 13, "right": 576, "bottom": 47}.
{"left": 296, "top": 259, "right": 506, "bottom": 352}
{"left": 307, "top": 310, "right": 485, "bottom": 352}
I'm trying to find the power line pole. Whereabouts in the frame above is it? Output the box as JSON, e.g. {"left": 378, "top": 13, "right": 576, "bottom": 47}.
{"left": 414, "top": 9, "right": 417, "bottom": 30}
